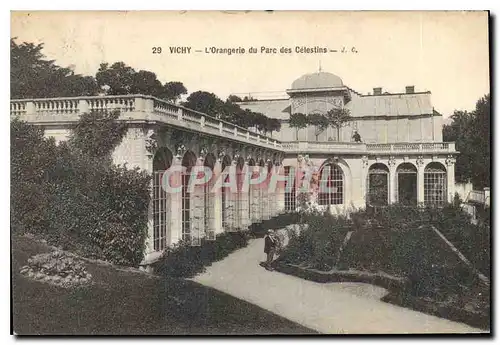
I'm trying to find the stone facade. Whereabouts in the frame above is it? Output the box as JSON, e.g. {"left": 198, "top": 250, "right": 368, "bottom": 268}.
{"left": 10, "top": 71, "right": 458, "bottom": 265}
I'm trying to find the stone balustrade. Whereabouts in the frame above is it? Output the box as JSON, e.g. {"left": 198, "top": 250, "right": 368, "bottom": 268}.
{"left": 279, "top": 141, "right": 456, "bottom": 154}
{"left": 10, "top": 95, "right": 457, "bottom": 155}
{"left": 10, "top": 95, "right": 281, "bottom": 150}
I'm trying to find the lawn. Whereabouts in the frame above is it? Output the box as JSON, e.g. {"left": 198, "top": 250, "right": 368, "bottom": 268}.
{"left": 11, "top": 235, "right": 315, "bottom": 335}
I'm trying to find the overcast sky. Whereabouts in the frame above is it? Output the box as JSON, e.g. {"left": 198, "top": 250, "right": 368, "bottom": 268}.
{"left": 11, "top": 11, "right": 489, "bottom": 117}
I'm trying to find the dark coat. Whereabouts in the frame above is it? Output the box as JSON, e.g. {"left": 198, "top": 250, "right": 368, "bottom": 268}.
{"left": 264, "top": 235, "right": 277, "bottom": 254}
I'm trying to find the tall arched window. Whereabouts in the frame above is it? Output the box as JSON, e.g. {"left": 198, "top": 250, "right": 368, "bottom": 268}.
{"left": 284, "top": 166, "right": 297, "bottom": 211}
{"left": 367, "top": 163, "right": 389, "bottom": 206}
{"left": 424, "top": 162, "right": 447, "bottom": 207}
{"left": 318, "top": 163, "right": 344, "bottom": 205}
{"left": 153, "top": 148, "right": 173, "bottom": 251}
{"left": 396, "top": 163, "right": 417, "bottom": 205}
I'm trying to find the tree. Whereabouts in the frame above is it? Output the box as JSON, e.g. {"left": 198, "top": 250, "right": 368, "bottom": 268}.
{"left": 266, "top": 118, "right": 282, "bottom": 136}
{"left": 289, "top": 113, "right": 308, "bottom": 140}
{"left": 11, "top": 38, "right": 99, "bottom": 98}
{"left": 326, "top": 108, "right": 352, "bottom": 141}
{"left": 161, "top": 81, "right": 187, "bottom": 103}
{"left": 96, "top": 62, "right": 136, "bottom": 95}
{"left": 307, "top": 113, "right": 329, "bottom": 141}
{"left": 183, "top": 91, "right": 225, "bottom": 118}
{"left": 444, "top": 94, "right": 490, "bottom": 188}
{"left": 130, "top": 70, "right": 163, "bottom": 96}
{"left": 227, "top": 94, "right": 243, "bottom": 103}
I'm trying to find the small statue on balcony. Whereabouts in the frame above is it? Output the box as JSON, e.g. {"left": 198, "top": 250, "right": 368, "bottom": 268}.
{"left": 352, "top": 130, "right": 362, "bottom": 143}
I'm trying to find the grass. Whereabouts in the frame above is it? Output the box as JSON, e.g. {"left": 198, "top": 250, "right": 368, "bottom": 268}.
{"left": 11, "top": 235, "right": 315, "bottom": 335}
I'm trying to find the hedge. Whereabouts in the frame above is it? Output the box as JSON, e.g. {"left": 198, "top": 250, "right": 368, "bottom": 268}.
{"left": 11, "top": 113, "right": 151, "bottom": 266}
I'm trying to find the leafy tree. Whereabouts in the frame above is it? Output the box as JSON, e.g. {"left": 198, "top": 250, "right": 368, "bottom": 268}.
{"left": 266, "top": 118, "right": 282, "bottom": 136}
{"left": 130, "top": 70, "right": 164, "bottom": 96}
{"left": 227, "top": 94, "right": 243, "bottom": 103}
{"left": 11, "top": 38, "right": 99, "bottom": 98}
{"left": 161, "top": 81, "right": 188, "bottom": 103}
{"left": 443, "top": 94, "right": 490, "bottom": 188}
{"left": 96, "top": 62, "right": 136, "bottom": 95}
{"left": 326, "top": 108, "right": 352, "bottom": 141}
{"left": 307, "top": 113, "right": 329, "bottom": 141}
{"left": 289, "top": 113, "right": 308, "bottom": 140}
{"left": 183, "top": 91, "right": 226, "bottom": 118}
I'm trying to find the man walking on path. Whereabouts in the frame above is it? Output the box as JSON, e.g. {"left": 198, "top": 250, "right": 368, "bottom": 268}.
{"left": 263, "top": 230, "right": 278, "bottom": 271}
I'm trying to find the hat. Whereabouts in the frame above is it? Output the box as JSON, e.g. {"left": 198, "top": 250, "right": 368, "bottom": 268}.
{"left": 267, "top": 229, "right": 273, "bottom": 234}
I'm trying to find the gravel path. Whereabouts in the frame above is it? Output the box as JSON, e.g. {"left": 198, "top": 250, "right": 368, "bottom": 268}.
{"left": 192, "top": 237, "right": 484, "bottom": 334}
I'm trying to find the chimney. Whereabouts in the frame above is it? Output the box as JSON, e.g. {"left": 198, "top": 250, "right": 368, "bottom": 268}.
{"left": 373, "top": 87, "right": 382, "bottom": 96}
{"left": 405, "top": 85, "right": 415, "bottom": 94}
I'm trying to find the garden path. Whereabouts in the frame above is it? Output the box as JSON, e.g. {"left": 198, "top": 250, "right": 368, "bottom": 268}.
{"left": 191, "top": 235, "right": 484, "bottom": 334}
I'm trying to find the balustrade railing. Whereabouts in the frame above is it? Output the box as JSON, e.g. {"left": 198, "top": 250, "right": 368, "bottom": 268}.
{"left": 10, "top": 96, "right": 457, "bottom": 154}
{"left": 10, "top": 95, "right": 281, "bottom": 149}
{"left": 279, "top": 141, "right": 456, "bottom": 153}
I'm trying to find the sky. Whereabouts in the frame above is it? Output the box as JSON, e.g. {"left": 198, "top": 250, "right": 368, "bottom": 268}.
{"left": 11, "top": 11, "right": 490, "bottom": 117}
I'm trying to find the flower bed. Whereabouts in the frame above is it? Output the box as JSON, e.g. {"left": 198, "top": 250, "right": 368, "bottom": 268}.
{"left": 276, "top": 204, "right": 490, "bottom": 329}
{"left": 19, "top": 251, "right": 92, "bottom": 288}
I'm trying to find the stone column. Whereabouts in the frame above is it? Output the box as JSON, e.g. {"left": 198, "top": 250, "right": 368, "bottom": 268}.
{"left": 388, "top": 157, "right": 397, "bottom": 204}
{"left": 213, "top": 170, "right": 224, "bottom": 235}
{"left": 169, "top": 158, "right": 183, "bottom": 244}
{"left": 446, "top": 155, "right": 456, "bottom": 203}
{"left": 361, "top": 156, "right": 369, "bottom": 205}
{"left": 251, "top": 166, "right": 262, "bottom": 222}
{"left": 416, "top": 157, "right": 425, "bottom": 206}
{"left": 240, "top": 163, "right": 251, "bottom": 228}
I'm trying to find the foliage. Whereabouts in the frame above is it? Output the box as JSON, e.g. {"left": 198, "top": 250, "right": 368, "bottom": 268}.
{"left": 307, "top": 113, "right": 330, "bottom": 140}
{"left": 19, "top": 251, "right": 92, "bottom": 287}
{"left": 326, "top": 108, "right": 352, "bottom": 140}
{"left": 288, "top": 109, "right": 352, "bottom": 141}
{"left": 96, "top": 62, "right": 187, "bottom": 101}
{"left": 289, "top": 113, "right": 308, "bottom": 139}
{"left": 69, "top": 110, "right": 128, "bottom": 159}
{"left": 182, "top": 90, "right": 280, "bottom": 134}
{"left": 443, "top": 94, "right": 490, "bottom": 188}
{"left": 155, "top": 232, "right": 250, "bottom": 278}
{"left": 162, "top": 81, "right": 188, "bottom": 103}
{"left": 280, "top": 204, "right": 490, "bottom": 301}
{"left": 227, "top": 94, "right": 243, "bottom": 103}
{"left": 11, "top": 114, "right": 151, "bottom": 266}
{"left": 11, "top": 38, "right": 99, "bottom": 98}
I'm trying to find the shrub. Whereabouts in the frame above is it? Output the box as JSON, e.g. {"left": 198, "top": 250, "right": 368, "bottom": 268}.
{"left": 19, "top": 251, "right": 92, "bottom": 288}
{"left": 11, "top": 113, "right": 151, "bottom": 267}
{"left": 155, "top": 232, "right": 250, "bottom": 278}
{"left": 280, "top": 203, "right": 490, "bottom": 304}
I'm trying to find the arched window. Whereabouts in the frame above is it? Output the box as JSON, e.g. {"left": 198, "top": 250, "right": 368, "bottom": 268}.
{"left": 367, "top": 163, "right": 389, "bottom": 206}
{"left": 284, "top": 166, "right": 297, "bottom": 211}
{"left": 396, "top": 163, "right": 417, "bottom": 205}
{"left": 153, "top": 148, "right": 173, "bottom": 251}
{"left": 424, "top": 162, "right": 447, "bottom": 207}
{"left": 318, "top": 163, "right": 344, "bottom": 205}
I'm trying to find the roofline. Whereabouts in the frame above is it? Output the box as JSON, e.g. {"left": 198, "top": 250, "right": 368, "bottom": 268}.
{"left": 286, "top": 86, "right": 347, "bottom": 93}
{"left": 361, "top": 91, "right": 431, "bottom": 97}
{"left": 236, "top": 98, "right": 289, "bottom": 103}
